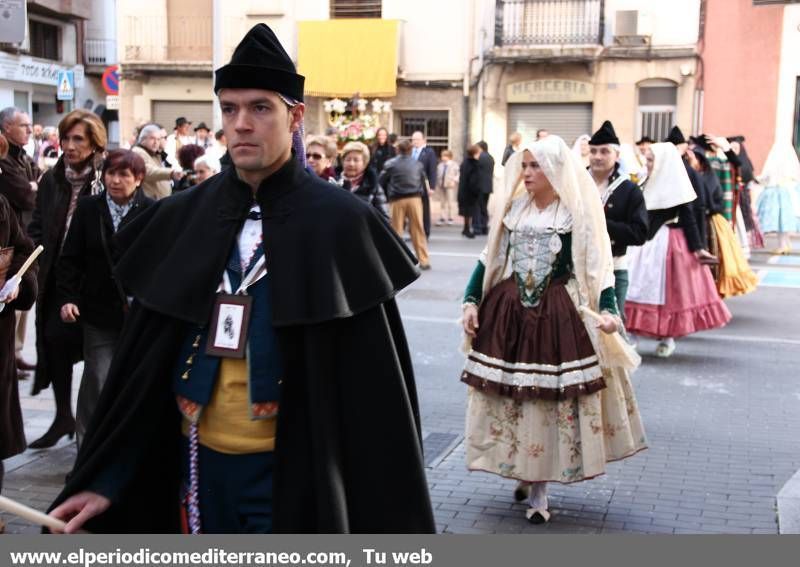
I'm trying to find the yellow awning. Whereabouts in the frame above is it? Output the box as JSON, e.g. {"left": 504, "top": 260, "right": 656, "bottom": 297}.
{"left": 297, "top": 19, "right": 398, "bottom": 97}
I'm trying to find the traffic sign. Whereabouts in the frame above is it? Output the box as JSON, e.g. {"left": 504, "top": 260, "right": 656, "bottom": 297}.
{"left": 105, "top": 95, "right": 120, "bottom": 110}
{"left": 56, "top": 70, "right": 74, "bottom": 101}
{"left": 102, "top": 65, "right": 120, "bottom": 95}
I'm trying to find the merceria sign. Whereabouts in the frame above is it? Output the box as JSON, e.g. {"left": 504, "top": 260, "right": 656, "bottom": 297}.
{"left": 507, "top": 80, "right": 594, "bottom": 103}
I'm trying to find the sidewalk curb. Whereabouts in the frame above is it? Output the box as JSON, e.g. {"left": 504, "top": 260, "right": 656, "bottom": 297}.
{"left": 777, "top": 468, "right": 800, "bottom": 533}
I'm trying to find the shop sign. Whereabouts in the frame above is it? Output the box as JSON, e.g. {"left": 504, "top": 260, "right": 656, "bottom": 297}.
{"left": 0, "top": 52, "right": 80, "bottom": 88}
{"left": 507, "top": 79, "right": 594, "bottom": 103}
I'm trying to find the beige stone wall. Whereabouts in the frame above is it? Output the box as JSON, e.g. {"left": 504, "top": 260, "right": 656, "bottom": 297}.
{"left": 476, "top": 63, "right": 594, "bottom": 164}
{"left": 391, "top": 85, "right": 466, "bottom": 161}
{"left": 594, "top": 58, "right": 697, "bottom": 143}
{"left": 303, "top": 86, "right": 466, "bottom": 162}
{"left": 120, "top": 75, "right": 213, "bottom": 139}
{"left": 473, "top": 57, "right": 697, "bottom": 159}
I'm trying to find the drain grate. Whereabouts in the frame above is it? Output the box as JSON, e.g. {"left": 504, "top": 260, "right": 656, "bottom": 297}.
{"left": 423, "top": 432, "right": 461, "bottom": 468}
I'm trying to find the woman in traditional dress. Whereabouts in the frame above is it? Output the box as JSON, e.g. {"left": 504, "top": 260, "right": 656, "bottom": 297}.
{"left": 570, "top": 134, "right": 590, "bottom": 168}
{"left": 728, "top": 137, "right": 764, "bottom": 250}
{"left": 460, "top": 135, "right": 647, "bottom": 524}
{"left": 689, "top": 146, "right": 759, "bottom": 298}
{"left": 624, "top": 143, "right": 731, "bottom": 358}
{"left": 756, "top": 141, "right": 800, "bottom": 255}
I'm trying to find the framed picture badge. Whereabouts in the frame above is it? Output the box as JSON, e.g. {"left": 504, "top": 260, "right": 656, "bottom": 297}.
{"left": 205, "top": 294, "right": 253, "bottom": 358}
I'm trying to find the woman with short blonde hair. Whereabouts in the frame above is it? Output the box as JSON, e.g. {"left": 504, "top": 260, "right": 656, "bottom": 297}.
{"left": 336, "top": 141, "right": 388, "bottom": 220}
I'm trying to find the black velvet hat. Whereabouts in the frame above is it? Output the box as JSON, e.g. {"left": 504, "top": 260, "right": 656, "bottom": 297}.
{"left": 666, "top": 126, "right": 686, "bottom": 145}
{"left": 636, "top": 136, "right": 655, "bottom": 145}
{"left": 689, "top": 134, "right": 714, "bottom": 152}
{"left": 589, "top": 120, "right": 620, "bottom": 146}
{"left": 214, "top": 24, "right": 305, "bottom": 101}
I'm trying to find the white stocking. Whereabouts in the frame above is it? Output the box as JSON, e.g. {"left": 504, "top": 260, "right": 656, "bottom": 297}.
{"left": 528, "top": 482, "right": 548, "bottom": 510}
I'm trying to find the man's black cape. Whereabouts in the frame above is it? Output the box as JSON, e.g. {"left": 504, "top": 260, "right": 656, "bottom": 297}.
{"left": 49, "top": 156, "right": 436, "bottom": 533}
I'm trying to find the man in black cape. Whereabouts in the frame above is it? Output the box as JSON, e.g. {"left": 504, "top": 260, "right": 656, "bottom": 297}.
{"left": 49, "top": 24, "right": 435, "bottom": 534}
{"left": 587, "top": 120, "right": 648, "bottom": 317}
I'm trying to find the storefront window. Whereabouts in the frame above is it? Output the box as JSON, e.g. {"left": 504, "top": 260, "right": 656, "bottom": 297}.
{"left": 397, "top": 111, "right": 449, "bottom": 157}
{"left": 330, "top": 0, "right": 381, "bottom": 18}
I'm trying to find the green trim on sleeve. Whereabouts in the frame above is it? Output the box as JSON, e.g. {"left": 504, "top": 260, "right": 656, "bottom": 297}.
{"left": 599, "top": 286, "right": 619, "bottom": 316}
{"left": 463, "top": 261, "right": 486, "bottom": 305}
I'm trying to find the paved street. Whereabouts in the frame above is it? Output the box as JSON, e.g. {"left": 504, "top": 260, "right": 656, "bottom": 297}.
{"left": 2, "top": 226, "right": 800, "bottom": 534}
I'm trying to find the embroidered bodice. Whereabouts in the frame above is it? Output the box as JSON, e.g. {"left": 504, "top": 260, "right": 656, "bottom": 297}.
{"left": 493, "top": 198, "right": 573, "bottom": 307}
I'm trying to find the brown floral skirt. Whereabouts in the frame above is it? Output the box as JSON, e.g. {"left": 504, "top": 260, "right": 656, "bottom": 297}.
{"left": 461, "top": 276, "right": 605, "bottom": 401}
{"left": 463, "top": 277, "right": 648, "bottom": 483}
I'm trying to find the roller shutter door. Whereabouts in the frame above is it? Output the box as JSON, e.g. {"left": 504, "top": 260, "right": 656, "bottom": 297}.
{"left": 151, "top": 100, "right": 213, "bottom": 131}
{"left": 507, "top": 103, "right": 593, "bottom": 147}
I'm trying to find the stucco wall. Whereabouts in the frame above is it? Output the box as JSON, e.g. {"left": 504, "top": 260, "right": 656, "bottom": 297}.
{"left": 701, "top": 0, "right": 783, "bottom": 170}
{"left": 775, "top": 4, "right": 800, "bottom": 154}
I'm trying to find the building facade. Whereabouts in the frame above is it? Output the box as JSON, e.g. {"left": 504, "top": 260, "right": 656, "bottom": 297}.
{"left": 472, "top": 0, "right": 701, "bottom": 160}
{"left": 116, "top": 0, "right": 471, "bottom": 159}
{"left": 0, "top": 1, "right": 107, "bottom": 133}
{"left": 700, "top": 0, "right": 799, "bottom": 170}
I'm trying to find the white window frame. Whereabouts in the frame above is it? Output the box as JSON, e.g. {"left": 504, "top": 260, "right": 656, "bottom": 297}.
{"left": 636, "top": 79, "right": 678, "bottom": 142}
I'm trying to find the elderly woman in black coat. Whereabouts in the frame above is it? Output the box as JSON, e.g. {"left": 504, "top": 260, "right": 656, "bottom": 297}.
{"left": 27, "top": 109, "right": 106, "bottom": 449}
{"left": 57, "top": 149, "right": 154, "bottom": 443}
{"left": 336, "top": 141, "right": 389, "bottom": 221}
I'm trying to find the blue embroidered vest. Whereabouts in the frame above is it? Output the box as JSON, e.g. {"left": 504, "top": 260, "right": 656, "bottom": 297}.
{"left": 173, "top": 240, "right": 283, "bottom": 419}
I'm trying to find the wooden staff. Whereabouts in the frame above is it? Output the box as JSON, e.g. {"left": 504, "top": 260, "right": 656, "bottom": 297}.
{"left": 15, "top": 244, "right": 44, "bottom": 279}
{"left": 0, "top": 495, "right": 72, "bottom": 532}
{"left": 0, "top": 245, "right": 43, "bottom": 311}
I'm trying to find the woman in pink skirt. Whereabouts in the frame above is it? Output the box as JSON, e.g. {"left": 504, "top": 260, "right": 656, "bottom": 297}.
{"left": 625, "top": 143, "right": 731, "bottom": 357}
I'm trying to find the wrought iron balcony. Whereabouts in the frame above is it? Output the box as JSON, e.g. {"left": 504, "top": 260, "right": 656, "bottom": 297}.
{"left": 495, "top": 0, "right": 604, "bottom": 47}
{"left": 84, "top": 39, "right": 116, "bottom": 66}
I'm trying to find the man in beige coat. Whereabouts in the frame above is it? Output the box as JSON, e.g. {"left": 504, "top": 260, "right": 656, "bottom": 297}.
{"left": 132, "top": 124, "right": 183, "bottom": 200}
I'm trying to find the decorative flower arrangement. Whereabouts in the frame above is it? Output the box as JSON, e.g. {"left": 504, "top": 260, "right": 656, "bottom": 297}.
{"left": 324, "top": 95, "right": 392, "bottom": 146}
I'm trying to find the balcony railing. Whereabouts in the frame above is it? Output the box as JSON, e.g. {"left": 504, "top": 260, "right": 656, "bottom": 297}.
{"left": 495, "top": 0, "right": 604, "bottom": 47}
{"left": 123, "top": 15, "right": 211, "bottom": 63}
{"left": 84, "top": 38, "right": 116, "bottom": 66}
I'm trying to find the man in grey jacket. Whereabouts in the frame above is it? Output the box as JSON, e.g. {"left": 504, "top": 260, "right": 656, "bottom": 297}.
{"left": 379, "top": 140, "right": 430, "bottom": 270}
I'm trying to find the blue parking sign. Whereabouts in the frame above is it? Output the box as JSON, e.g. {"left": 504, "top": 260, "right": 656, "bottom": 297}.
{"left": 57, "top": 70, "right": 75, "bottom": 101}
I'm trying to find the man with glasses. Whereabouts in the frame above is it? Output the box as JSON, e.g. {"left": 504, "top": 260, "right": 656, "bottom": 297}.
{"left": 588, "top": 120, "right": 648, "bottom": 317}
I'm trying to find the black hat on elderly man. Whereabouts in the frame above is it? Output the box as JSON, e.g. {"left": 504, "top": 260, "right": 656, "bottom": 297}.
{"left": 589, "top": 120, "right": 620, "bottom": 146}
{"left": 214, "top": 23, "right": 305, "bottom": 102}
